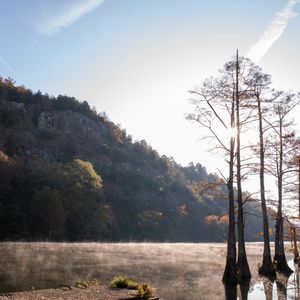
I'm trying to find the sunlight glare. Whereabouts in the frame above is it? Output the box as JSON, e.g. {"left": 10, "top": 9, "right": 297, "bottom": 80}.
{"left": 221, "top": 126, "right": 236, "bottom": 141}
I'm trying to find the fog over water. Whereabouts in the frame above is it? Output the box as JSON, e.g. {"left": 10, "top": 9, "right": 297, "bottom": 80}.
{"left": 0, "top": 242, "right": 298, "bottom": 299}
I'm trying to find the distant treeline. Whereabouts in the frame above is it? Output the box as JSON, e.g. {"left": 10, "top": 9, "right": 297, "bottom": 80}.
{"left": 0, "top": 78, "right": 262, "bottom": 242}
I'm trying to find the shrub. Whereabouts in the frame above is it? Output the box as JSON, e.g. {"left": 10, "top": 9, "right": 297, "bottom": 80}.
{"left": 137, "top": 283, "right": 155, "bottom": 299}
{"left": 83, "top": 279, "right": 101, "bottom": 286}
{"left": 111, "top": 275, "right": 138, "bottom": 289}
{"left": 78, "top": 279, "right": 100, "bottom": 287}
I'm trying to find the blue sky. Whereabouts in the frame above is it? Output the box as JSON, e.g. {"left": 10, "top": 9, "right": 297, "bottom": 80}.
{"left": 0, "top": 0, "right": 300, "bottom": 177}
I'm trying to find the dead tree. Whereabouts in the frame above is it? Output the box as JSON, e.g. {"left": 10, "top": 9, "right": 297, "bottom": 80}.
{"left": 287, "top": 143, "right": 300, "bottom": 263}
{"left": 264, "top": 93, "right": 299, "bottom": 275}
{"left": 235, "top": 51, "right": 251, "bottom": 281}
{"left": 187, "top": 67, "right": 238, "bottom": 285}
{"left": 187, "top": 54, "right": 257, "bottom": 284}
{"left": 244, "top": 66, "right": 277, "bottom": 277}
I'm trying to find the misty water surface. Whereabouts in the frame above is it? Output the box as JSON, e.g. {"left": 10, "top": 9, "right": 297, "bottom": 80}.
{"left": 0, "top": 242, "right": 298, "bottom": 299}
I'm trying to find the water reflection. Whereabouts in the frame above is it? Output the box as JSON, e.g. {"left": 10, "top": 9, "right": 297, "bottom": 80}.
{"left": 224, "top": 262, "right": 300, "bottom": 300}
{"left": 248, "top": 259, "right": 300, "bottom": 300}
{"left": 286, "top": 268, "right": 300, "bottom": 300}
{"left": 224, "top": 285, "right": 237, "bottom": 300}
{"left": 293, "top": 272, "right": 300, "bottom": 299}
{"left": 294, "top": 272, "right": 300, "bottom": 299}
{"left": 275, "top": 274, "right": 287, "bottom": 300}
{"left": 224, "top": 281, "right": 250, "bottom": 300}
{"left": 239, "top": 280, "right": 250, "bottom": 300}
{"left": 263, "top": 279, "right": 275, "bottom": 300}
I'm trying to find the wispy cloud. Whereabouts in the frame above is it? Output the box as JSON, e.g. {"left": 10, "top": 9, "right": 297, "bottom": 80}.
{"left": 0, "top": 55, "right": 15, "bottom": 77}
{"left": 36, "top": 0, "right": 106, "bottom": 36}
{"left": 247, "top": 0, "right": 300, "bottom": 63}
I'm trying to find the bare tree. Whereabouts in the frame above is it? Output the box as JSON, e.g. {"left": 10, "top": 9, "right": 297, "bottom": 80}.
{"left": 264, "top": 93, "right": 299, "bottom": 275}
{"left": 187, "top": 70, "right": 238, "bottom": 284}
{"left": 235, "top": 52, "right": 251, "bottom": 281}
{"left": 187, "top": 55, "right": 256, "bottom": 284}
{"left": 243, "top": 65, "right": 277, "bottom": 276}
{"left": 285, "top": 140, "right": 300, "bottom": 264}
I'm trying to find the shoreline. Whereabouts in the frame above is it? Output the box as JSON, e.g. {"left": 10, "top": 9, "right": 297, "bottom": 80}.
{"left": 0, "top": 285, "right": 138, "bottom": 300}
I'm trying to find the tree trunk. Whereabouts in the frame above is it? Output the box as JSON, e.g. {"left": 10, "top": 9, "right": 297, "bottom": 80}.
{"left": 222, "top": 90, "right": 237, "bottom": 286}
{"left": 224, "top": 284, "right": 237, "bottom": 300}
{"left": 257, "top": 96, "right": 276, "bottom": 277}
{"left": 239, "top": 280, "right": 250, "bottom": 300}
{"left": 274, "top": 215, "right": 292, "bottom": 275}
{"left": 223, "top": 164, "right": 238, "bottom": 285}
{"left": 235, "top": 50, "right": 251, "bottom": 281}
{"left": 273, "top": 119, "right": 293, "bottom": 276}
{"left": 290, "top": 226, "right": 299, "bottom": 263}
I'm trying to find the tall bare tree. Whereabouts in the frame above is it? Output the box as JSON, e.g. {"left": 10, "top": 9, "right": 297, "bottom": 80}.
{"left": 243, "top": 65, "right": 277, "bottom": 276}
{"left": 188, "top": 55, "right": 257, "bottom": 284}
{"left": 235, "top": 52, "right": 251, "bottom": 281}
{"left": 264, "top": 93, "right": 299, "bottom": 275}
{"left": 286, "top": 141, "right": 300, "bottom": 264}
{"left": 187, "top": 67, "right": 238, "bottom": 284}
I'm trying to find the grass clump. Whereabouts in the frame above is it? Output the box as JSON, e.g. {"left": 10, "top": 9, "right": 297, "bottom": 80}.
{"left": 76, "top": 279, "right": 100, "bottom": 288}
{"left": 111, "top": 275, "right": 155, "bottom": 299}
{"left": 111, "top": 275, "right": 139, "bottom": 289}
{"left": 137, "top": 283, "right": 155, "bottom": 299}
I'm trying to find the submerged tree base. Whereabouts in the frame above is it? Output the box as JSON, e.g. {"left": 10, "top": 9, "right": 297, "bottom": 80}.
{"left": 259, "top": 255, "right": 277, "bottom": 278}
{"left": 223, "top": 258, "right": 238, "bottom": 286}
{"left": 273, "top": 254, "right": 293, "bottom": 276}
{"left": 224, "top": 284, "right": 237, "bottom": 300}
{"left": 239, "top": 280, "right": 251, "bottom": 299}
{"left": 224, "top": 279, "right": 250, "bottom": 299}
{"left": 237, "top": 254, "right": 251, "bottom": 282}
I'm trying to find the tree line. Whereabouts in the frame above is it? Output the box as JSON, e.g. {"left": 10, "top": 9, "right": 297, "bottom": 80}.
{"left": 0, "top": 78, "right": 265, "bottom": 242}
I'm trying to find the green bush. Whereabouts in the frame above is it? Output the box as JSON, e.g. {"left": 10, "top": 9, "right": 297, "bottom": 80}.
{"left": 111, "top": 275, "right": 138, "bottom": 289}
{"left": 137, "top": 283, "right": 155, "bottom": 299}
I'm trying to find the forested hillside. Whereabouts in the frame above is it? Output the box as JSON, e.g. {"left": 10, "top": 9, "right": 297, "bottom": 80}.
{"left": 0, "top": 78, "right": 262, "bottom": 242}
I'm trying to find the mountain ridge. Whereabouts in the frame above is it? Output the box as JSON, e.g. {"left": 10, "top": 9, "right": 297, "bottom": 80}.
{"left": 0, "top": 77, "right": 262, "bottom": 242}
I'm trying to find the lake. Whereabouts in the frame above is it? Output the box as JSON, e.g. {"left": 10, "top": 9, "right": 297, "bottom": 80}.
{"left": 0, "top": 242, "right": 298, "bottom": 299}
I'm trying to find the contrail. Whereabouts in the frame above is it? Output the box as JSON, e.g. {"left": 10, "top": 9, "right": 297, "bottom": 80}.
{"left": 247, "top": 0, "right": 300, "bottom": 63}
{"left": 36, "top": 0, "right": 106, "bottom": 36}
{"left": 0, "top": 55, "right": 15, "bottom": 77}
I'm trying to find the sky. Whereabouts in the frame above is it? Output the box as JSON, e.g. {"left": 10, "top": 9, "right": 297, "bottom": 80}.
{"left": 0, "top": 0, "right": 300, "bottom": 183}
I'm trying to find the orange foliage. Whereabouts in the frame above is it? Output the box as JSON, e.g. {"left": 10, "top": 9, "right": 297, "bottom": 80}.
{"left": 205, "top": 214, "right": 228, "bottom": 225}
{"left": 255, "top": 228, "right": 273, "bottom": 238}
